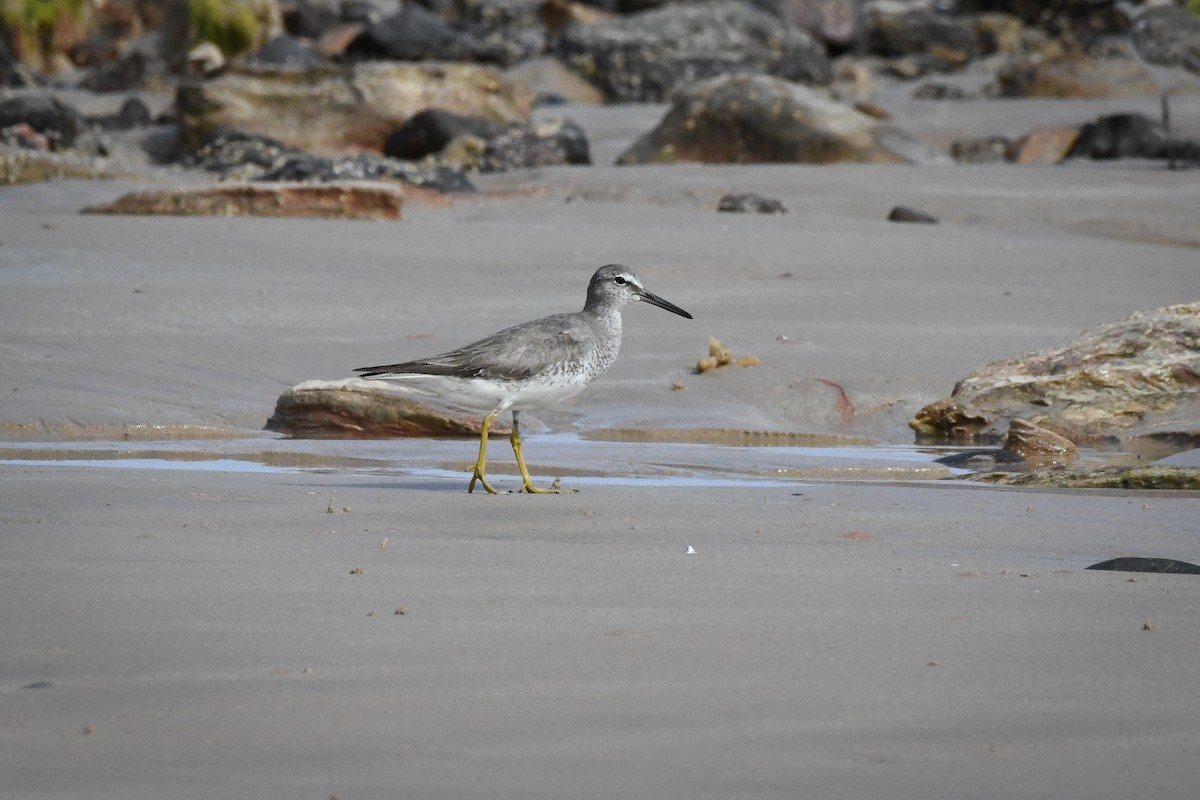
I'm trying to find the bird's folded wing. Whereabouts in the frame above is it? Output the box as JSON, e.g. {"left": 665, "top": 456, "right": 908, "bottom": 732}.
{"left": 356, "top": 314, "right": 595, "bottom": 381}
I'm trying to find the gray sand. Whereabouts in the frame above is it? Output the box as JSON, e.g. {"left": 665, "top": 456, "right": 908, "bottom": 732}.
{"left": 2, "top": 97, "right": 1199, "bottom": 798}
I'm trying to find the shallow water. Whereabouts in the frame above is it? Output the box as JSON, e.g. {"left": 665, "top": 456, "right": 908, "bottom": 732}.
{"left": 0, "top": 432, "right": 1078, "bottom": 487}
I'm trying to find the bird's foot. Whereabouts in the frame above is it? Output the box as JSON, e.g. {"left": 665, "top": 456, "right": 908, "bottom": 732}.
{"left": 468, "top": 468, "right": 500, "bottom": 495}
{"left": 520, "top": 477, "right": 572, "bottom": 494}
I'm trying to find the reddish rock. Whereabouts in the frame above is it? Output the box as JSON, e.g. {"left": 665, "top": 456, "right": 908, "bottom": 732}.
{"left": 266, "top": 380, "right": 500, "bottom": 438}
{"left": 81, "top": 182, "right": 414, "bottom": 220}
{"left": 1002, "top": 418, "right": 1078, "bottom": 465}
{"left": 1009, "top": 125, "right": 1082, "bottom": 164}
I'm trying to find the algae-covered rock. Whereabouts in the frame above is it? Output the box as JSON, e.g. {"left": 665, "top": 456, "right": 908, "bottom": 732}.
{"left": 911, "top": 303, "right": 1200, "bottom": 444}
{"left": 977, "top": 465, "right": 1200, "bottom": 490}
{"left": 617, "top": 74, "right": 914, "bottom": 165}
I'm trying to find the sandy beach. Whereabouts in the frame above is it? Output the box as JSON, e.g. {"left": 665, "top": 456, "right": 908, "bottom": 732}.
{"left": 2, "top": 94, "right": 1200, "bottom": 798}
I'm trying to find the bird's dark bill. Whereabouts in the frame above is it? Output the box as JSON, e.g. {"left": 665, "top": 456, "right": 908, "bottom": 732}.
{"left": 639, "top": 290, "right": 693, "bottom": 319}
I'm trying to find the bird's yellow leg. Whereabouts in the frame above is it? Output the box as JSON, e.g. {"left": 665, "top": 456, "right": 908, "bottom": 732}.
{"left": 511, "top": 412, "right": 560, "bottom": 494}
{"left": 468, "top": 409, "right": 501, "bottom": 494}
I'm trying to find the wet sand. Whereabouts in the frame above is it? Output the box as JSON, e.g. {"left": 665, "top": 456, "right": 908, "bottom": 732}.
{"left": 2, "top": 96, "right": 1200, "bottom": 798}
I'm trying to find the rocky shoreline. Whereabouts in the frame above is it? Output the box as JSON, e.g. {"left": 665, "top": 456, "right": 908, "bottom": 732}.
{"left": 3, "top": 0, "right": 1199, "bottom": 487}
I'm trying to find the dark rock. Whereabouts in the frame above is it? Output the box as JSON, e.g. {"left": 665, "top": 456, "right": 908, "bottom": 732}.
{"left": 183, "top": 127, "right": 475, "bottom": 192}
{"left": 183, "top": 127, "right": 300, "bottom": 177}
{"left": 244, "top": 34, "right": 326, "bottom": 68}
{"left": 1087, "top": 557, "right": 1200, "bottom": 575}
{"left": 553, "top": 0, "right": 832, "bottom": 103}
{"left": 887, "top": 205, "right": 938, "bottom": 224}
{"left": 454, "top": 0, "right": 547, "bottom": 67}
{"left": 283, "top": 0, "right": 342, "bottom": 38}
{"left": 935, "top": 448, "right": 1025, "bottom": 470}
{"left": 868, "top": 7, "right": 978, "bottom": 70}
{"left": 910, "top": 302, "right": 1200, "bottom": 444}
{"left": 478, "top": 116, "right": 591, "bottom": 171}
{"left": 0, "top": 95, "right": 87, "bottom": 151}
{"left": 384, "top": 108, "right": 502, "bottom": 160}
{"left": 718, "top": 193, "right": 787, "bottom": 214}
{"left": 257, "top": 152, "right": 475, "bottom": 192}
{"left": 88, "top": 97, "right": 153, "bottom": 131}
{"left": 75, "top": 48, "right": 149, "bottom": 93}
{"left": 341, "top": 0, "right": 399, "bottom": 26}
{"left": 1069, "top": 113, "right": 1200, "bottom": 163}
{"left": 617, "top": 74, "right": 911, "bottom": 165}
{"left": 345, "top": 4, "right": 501, "bottom": 63}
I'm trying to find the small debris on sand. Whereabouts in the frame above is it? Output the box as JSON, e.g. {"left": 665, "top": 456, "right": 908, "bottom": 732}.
{"left": 696, "top": 337, "right": 760, "bottom": 374}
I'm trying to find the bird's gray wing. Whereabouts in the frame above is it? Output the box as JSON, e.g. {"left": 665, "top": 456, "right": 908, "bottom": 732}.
{"left": 355, "top": 313, "right": 594, "bottom": 381}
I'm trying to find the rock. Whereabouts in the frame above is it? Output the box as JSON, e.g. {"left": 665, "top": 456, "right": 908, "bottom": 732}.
{"left": 867, "top": 7, "right": 978, "bottom": 70}
{"left": 1008, "top": 124, "right": 1080, "bottom": 164}
{"left": 996, "top": 53, "right": 1156, "bottom": 98}
{"left": 553, "top": 0, "right": 832, "bottom": 103}
{"left": 256, "top": 152, "right": 475, "bottom": 192}
{"left": 980, "top": 466, "right": 1200, "bottom": 491}
{"left": 1068, "top": 113, "right": 1200, "bottom": 163}
{"left": 344, "top": 4, "right": 502, "bottom": 63}
{"left": 266, "top": 380, "right": 497, "bottom": 437}
{"left": 950, "top": 135, "right": 1012, "bottom": 164}
{"left": 242, "top": 34, "right": 326, "bottom": 68}
{"left": 182, "top": 126, "right": 476, "bottom": 191}
{"left": 478, "top": 116, "right": 590, "bottom": 171}
{"left": 183, "top": 127, "right": 299, "bottom": 178}
{"left": 970, "top": 12, "right": 1028, "bottom": 56}
{"left": 1069, "top": 113, "right": 1163, "bottom": 159}
{"left": 887, "top": 205, "right": 937, "bottom": 224}
{"left": 0, "top": 150, "right": 110, "bottom": 185}
{"left": 1002, "top": 418, "right": 1077, "bottom": 465}
{"left": 717, "top": 193, "right": 787, "bottom": 214}
{"left": 176, "top": 62, "right": 534, "bottom": 156}
{"left": 187, "top": 42, "right": 227, "bottom": 78}
{"left": 616, "top": 74, "right": 913, "bottom": 165}
{"left": 0, "top": 95, "right": 87, "bottom": 151}
{"left": 504, "top": 57, "right": 606, "bottom": 106}
{"left": 1087, "top": 557, "right": 1200, "bottom": 574}
{"left": 87, "top": 97, "right": 153, "bottom": 131}
{"left": 283, "top": 0, "right": 342, "bottom": 39}
{"left": 384, "top": 108, "right": 502, "bottom": 160}
{"left": 910, "top": 302, "right": 1200, "bottom": 444}
{"left": 81, "top": 182, "right": 411, "bottom": 220}
{"left": 454, "top": 0, "right": 547, "bottom": 67}
{"left": 538, "top": 0, "right": 611, "bottom": 32}
{"left": 75, "top": 47, "right": 150, "bottom": 92}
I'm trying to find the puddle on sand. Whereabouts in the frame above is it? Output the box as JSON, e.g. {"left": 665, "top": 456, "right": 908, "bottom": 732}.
{"left": 0, "top": 458, "right": 295, "bottom": 473}
{"left": 0, "top": 433, "right": 965, "bottom": 485}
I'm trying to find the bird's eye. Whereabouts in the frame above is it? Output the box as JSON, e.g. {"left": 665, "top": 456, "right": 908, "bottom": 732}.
{"left": 613, "top": 276, "right": 627, "bottom": 285}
